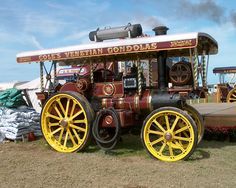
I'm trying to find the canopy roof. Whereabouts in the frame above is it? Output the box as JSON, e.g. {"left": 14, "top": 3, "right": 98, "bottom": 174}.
{"left": 17, "top": 32, "right": 218, "bottom": 64}
{"left": 213, "top": 66, "right": 236, "bottom": 74}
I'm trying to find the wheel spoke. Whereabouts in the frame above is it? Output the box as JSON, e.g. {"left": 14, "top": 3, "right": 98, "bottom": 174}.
{"left": 57, "top": 99, "right": 66, "bottom": 116}
{"left": 74, "top": 119, "right": 86, "bottom": 124}
{"left": 182, "top": 71, "right": 189, "bottom": 75}
{"left": 159, "top": 142, "right": 166, "bottom": 154}
{"left": 170, "top": 72, "right": 178, "bottom": 76}
{"left": 182, "top": 131, "right": 190, "bottom": 138}
{"left": 171, "top": 116, "right": 180, "bottom": 131}
{"left": 54, "top": 106, "right": 63, "bottom": 119}
{"left": 65, "top": 99, "right": 70, "bottom": 118}
{"left": 63, "top": 131, "right": 69, "bottom": 147}
{"left": 70, "top": 124, "right": 86, "bottom": 132}
{"left": 150, "top": 137, "right": 164, "bottom": 146}
{"left": 46, "top": 113, "right": 61, "bottom": 121}
{"left": 165, "top": 115, "right": 170, "bottom": 130}
{"left": 169, "top": 144, "right": 174, "bottom": 156}
{"left": 148, "top": 130, "right": 164, "bottom": 135}
{"left": 58, "top": 128, "right": 64, "bottom": 144}
{"left": 175, "top": 126, "right": 189, "bottom": 134}
{"left": 70, "top": 102, "right": 76, "bottom": 117}
{"left": 70, "top": 110, "right": 83, "bottom": 120}
{"left": 153, "top": 119, "right": 166, "bottom": 132}
{"left": 49, "top": 122, "right": 60, "bottom": 127}
{"left": 172, "top": 141, "right": 185, "bottom": 152}
{"left": 173, "top": 136, "right": 190, "bottom": 142}
{"left": 72, "top": 128, "right": 82, "bottom": 144}
{"left": 51, "top": 127, "right": 62, "bottom": 136}
{"left": 67, "top": 128, "right": 76, "bottom": 146}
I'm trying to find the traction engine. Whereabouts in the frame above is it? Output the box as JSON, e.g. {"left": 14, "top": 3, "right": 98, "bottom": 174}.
{"left": 17, "top": 23, "right": 218, "bottom": 162}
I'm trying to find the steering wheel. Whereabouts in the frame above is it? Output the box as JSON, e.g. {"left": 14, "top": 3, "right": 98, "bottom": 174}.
{"left": 169, "top": 62, "right": 191, "bottom": 85}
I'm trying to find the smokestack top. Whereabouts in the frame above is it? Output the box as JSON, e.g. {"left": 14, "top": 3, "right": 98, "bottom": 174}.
{"left": 153, "top": 26, "right": 169, "bottom": 36}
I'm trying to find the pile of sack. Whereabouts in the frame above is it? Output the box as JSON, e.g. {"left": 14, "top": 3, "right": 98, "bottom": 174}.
{"left": 0, "top": 106, "right": 42, "bottom": 140}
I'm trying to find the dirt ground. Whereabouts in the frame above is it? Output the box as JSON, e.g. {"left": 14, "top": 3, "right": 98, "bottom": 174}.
{"left": 0, "top": 135, "right": 235, "bottom": 188}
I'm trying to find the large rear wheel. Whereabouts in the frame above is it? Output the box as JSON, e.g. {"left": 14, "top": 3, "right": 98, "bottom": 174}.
{"left": 141, "top": 107, "right": 197, "bottom": 162}
{"left": 227, "top": 88, "right": 236, "bottom": 103}
{"left": 41, "top": 92, "right": 93, "bottom": 153}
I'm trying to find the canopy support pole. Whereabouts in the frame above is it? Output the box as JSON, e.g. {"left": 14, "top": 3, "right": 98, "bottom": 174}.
{"left": 40, "top": 62, "right": 44, "bottom": 92}
{"left": 202, "top": 50, "right": 207, "bottom": 88}
{"left": 193, "top": 48, "right": 199, "bottom": 88}
{"left": 53, "top": 61, "right": 57, "bottom": 86}
{"left": 90, "top": 59, "right": 94, "bottom": 84}
{"left": 137, "top": 57, "right": 142, "bottom": 96}
{"left": 148, "top": 58, "right": 153, "bottom": 87}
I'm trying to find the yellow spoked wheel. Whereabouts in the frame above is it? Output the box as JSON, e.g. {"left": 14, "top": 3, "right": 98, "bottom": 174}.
{"left": 183, "top": 104, "right": 204, "bottom": 144}
{"left": 141, "top": 107, "right": 197, "bottom": 162}
{"left": 227, "top": 88, "right": 236, "bottom": 103}
{"left": 41, "top": 92, "right": 93, "bottom": 153}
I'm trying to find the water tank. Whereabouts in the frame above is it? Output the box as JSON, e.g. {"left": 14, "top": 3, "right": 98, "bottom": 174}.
{"left": 89, "top": 23, "right": 143, "bottom": 42}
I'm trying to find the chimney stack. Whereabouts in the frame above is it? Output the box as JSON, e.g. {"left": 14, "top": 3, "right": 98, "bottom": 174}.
{"left": 153, "top": 26, "right": 169, "bottom": 36}
{"left": 153, "top": 26, "right": 169, "bottom": 91}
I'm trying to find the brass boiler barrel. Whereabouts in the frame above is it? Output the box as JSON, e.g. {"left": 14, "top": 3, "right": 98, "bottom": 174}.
{"left": 101, "top": 90, "right": 184, "bottom": 113}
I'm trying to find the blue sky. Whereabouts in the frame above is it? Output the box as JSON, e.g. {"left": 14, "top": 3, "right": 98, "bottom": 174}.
{"left": 1, "top": 0, "right": 236, "bottom": 84}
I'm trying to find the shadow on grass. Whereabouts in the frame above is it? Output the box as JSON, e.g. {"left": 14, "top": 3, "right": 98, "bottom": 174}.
{"left": 84, "top": 135, "right": 213, "bottom": 161}
{"left": 85, "top": 135, "right": 216, "bottom": 161}
{"left": 187, "top": 148, "right": 210, "bottom": 161}
{"left": 198, "top": 139, "right": 236, "bottom": 149}
{"left": 84, "top": 134, "right": 146, "bottom": 157}
{"left": 38, "top": 135, "right": 234, "bottom": 161}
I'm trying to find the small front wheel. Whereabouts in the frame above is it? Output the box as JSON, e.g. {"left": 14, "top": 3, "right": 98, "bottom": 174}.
{"left": 141, "top": 107, "right": 198, "bottom": 162}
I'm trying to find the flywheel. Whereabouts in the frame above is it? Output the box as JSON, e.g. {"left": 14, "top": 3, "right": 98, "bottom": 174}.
{"left": 169, "top": 62, "right": 192, "bottom": 85}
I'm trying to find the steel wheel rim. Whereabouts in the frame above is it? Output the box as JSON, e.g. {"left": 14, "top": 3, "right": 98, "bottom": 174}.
{"left": 227, "top": 88, "right": 236, "bottom": 103}
{"left": 41, "top": 93, "right": 88, "bottom": 152}
{"left": 183, "top": 105, "right": 204, "bottom": 143}
{"left": 143, "top": 110, "right": 196, "bottom": 162}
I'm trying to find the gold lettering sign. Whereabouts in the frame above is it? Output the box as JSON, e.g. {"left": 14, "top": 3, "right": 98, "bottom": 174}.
{"left": 38, "top": 43, "right": 158, "bottom": 61}
{"left": 39, "top": 53, "right": 61, "bottom": 61}
{"left": 170, "top": 40, "right": 192, "bottom": 48}
{"left": 18, "top": 42, "right": 160, "bottom": 63}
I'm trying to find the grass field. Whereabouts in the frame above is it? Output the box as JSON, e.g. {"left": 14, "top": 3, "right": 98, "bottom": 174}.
{"left": 0, "top": 135, "right": 236, "bottom": 188}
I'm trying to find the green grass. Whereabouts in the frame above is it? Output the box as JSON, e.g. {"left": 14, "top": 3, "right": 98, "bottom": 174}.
{"left": 35, "top": 134, "right": 236, "bottom": 162}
